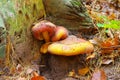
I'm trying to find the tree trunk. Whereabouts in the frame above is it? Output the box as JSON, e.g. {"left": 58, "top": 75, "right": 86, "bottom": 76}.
{"left": 43, "top": 0, "right": 93, "bottom": 30}
{"left": 4, "top": 0, "right": 45, "bottom": 65}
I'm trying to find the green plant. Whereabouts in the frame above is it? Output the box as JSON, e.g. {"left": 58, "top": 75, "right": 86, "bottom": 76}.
{"left": 96, "top": 15, "right": 120, "bottom": 38}
{"left": 103, "top": 20, "right": 120, "bottom": 29}
{"left": 97, "top": 20, "right": 120, "bottom": 29}
{"left": 6, "top": 0, "right": 45, "bottom": 35}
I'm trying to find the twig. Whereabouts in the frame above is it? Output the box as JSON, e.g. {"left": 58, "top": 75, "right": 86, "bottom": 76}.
{"left": 101, "top": 45, "right": 120, "bottom": 50}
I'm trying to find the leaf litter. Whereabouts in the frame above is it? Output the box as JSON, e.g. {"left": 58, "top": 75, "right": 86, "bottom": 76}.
{"left": 0, "top": 0, "right": 120, "bottom": 80}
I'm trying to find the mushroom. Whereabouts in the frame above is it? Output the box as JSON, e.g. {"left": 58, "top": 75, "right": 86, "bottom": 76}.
{"left": 40, "top": 42, "right": 51, "bottom": 54}
{"left": 51, "top": 26, "right": 69, "bottom": 42}
{"left": 48, "top": 35, "right": 94, "bottom": 56}
{"left": 32, "top": 20, "right": 56, "bottom": 42}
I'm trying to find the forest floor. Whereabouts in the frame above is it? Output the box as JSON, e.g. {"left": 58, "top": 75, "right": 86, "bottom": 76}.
{"left": 0, "top": 0, "right": 120, "bottom": 80}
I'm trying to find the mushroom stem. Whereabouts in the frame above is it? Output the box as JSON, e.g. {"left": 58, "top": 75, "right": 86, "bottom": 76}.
{"left": 42, "top": 31, "right": 50, "bottom": 42}
{"left": 40, "top": 42, "right": 51, "bottom": 54}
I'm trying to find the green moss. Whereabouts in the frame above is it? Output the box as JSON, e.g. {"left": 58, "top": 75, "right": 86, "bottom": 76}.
{"left": 4, "top": 0, "right": 45, "bottom": 35}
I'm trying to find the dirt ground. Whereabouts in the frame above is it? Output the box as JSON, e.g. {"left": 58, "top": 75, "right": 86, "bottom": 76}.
{"left": 39, "top": 54, "right": 120, "bottom": 80}
{"left": 0, "top": 28, "right": 120, "bottom": 80}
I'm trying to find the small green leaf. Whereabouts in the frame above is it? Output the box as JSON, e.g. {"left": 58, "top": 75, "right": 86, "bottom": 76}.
{"left": 97, "top": 23, "right": 104, "bottom": 28}
{"left": 105, "top": 30, "right": 109, "bottom": 33}
{"left": 71, "top": 0, "right": 81, "bottom": 7}
{"left": 0, "top": 45, "right": 6, "bottom": 58}
{"left": 103, "top": 20, "right": 120, "bottom": 29}
{"left": 78, "top": 13, "right": 85, "bottom": 17}
{"left": 0, "top": 15, "right": 5, "bottom": 29}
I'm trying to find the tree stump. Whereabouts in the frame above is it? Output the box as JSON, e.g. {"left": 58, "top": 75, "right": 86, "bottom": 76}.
{"left": 40, "top": 54, "right": 86, "bottom": 80}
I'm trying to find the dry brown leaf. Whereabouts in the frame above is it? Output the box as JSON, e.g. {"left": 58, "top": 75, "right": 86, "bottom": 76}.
{"left": 16, "top": 64, "right": 22, "bottom": 72}
{"left": 100, "top": 36, "right": 120, "bottom": 54}
{"left": 78, "top": 67, "right": 89, "bottom": 76}
{"left": 10, "top": 65, "right": 16, "bottom": 75}
{"left": 113, "top": 34, "right": 119, "bottom": 45}
{"left": 86, "top": 53, "right": 96, "bottom": 60}
{"left": 31, "top": 76, "right": 45, "bottom": 80}
{"left": 91, "top": 69, "right": 107, "bottom": 80}
{"left": 5, "top": 36, "right": 11, "bottom": 66}
{"left": 100, "top": 38, "right": 112, "bottom": 47}
{"left": 26, "top": 68, "right": 33, "bottom": 74}
{"left": 89, "top": 39, "right": 98, "bottom": 45}
{"left": 88, "top": 11, "right": 104, "bottom": 22}
{"left": 0, "top": 71, "right": 4, "bottom": 75}
{"left": 108, "top": 13, "right": 117, "bottom": 20}
{"left": 17, "top": 77, "right": 26, "bottom": 80}
{"left": 102, "top": 59, "right": 113, "bottom": 65}
{"left": 68, "top": 70, "right": 76, "bottom": 77}
{"left": 31, "top": 71, "right": 45, "bottom": 80}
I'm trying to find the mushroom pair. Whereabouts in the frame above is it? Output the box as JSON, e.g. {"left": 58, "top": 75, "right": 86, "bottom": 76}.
{"left": 32, "top": 20, "right": 68, "bottom": 42}
{"left": 32, "top": 20, "right": 94, "bottom": 56}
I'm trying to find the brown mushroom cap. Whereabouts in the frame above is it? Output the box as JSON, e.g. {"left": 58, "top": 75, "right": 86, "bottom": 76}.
{"left": 51, "top": 26, "right": 69, "bottom": 42}
{"left": 48, "top": 35, "right": 94, "bottom": 56}
{"left": 32, "top": 20, "right": 56, "bottom": 42}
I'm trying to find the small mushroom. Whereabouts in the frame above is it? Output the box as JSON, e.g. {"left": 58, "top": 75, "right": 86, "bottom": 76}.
{"left": 48, "top": 35, "right": 94, "bottom": 56}
{"left": 51, "top": 26, "right": 69, "bottom": 42}
{"left": 40, "top": 42, "right": 52, "bottom": 54}
{"left": 32, "top": 20, "right": 56, "bottom": 42}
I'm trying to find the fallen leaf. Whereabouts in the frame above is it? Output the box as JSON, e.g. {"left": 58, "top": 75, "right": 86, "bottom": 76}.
{"left": 113, "top": 34, "right": 119, "bottom": 45}
{"left": 78, "top": 67, "right": 89, "bottom": 76}
{"left": 0, "top": 71, "right": 4, "bottom": 75}
{"left": 100, "top": 38, "right": 115, "bottom": 54}
{"left": 68, "top": 70, "right": 75, "bottom": 77}
{"left": 26, "top": 68, "right": 33, "bottom": 74}
{"left": 108, "top": 13, "right": 116, "bottom": 20}
{"left": 31, "top": 71, "right": 45, "bottom": 80}
{"left": 100, "top": 38, "right": 112, "bottom": 47}
{"left": 102, "top": 59, "right": 113, "bottom": 65}
{"left": 31, "top": 76, "right": 45, "bottom": 80}
{"left": 89, "top": 11, "right": 104, "bottom": 23}
{"left": 16, "top": 64, "right": 22, "bottom": 72}
{"left": 89, "top": 39, "right": 98, "bottom": 44}
{"left": 10, "top": 65, "right": 16, "bottom": 75}
{"left": 5, "top": 36, "right": 11, "bottom": 66}
{"left": 100, "top": 35, "right": 120, "bottom": 54}
{"left": 17, "top": 77, "right": 26, "bottom": 80}
{"left": 91, "top": 69, "right": 107, "bottom": 80}
{"left": 86, "top": 53, "right": 96, "bottom": 60}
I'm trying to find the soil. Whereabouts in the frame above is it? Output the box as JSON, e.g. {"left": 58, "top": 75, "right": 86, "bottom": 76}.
{"left": 103, "top": 58, "right": 120, "bottom": 80}
{"left": 0, "top": 23, "right": 119, "bottom": 80}
{"left": 40, "top": 54, "right": 86, "bottom": 80}
{"left": 39, "top": 54, "right": 120, "bottom": 80}
{"left": 2, "top": 23, "right": 119, "bottom": 80}
{"left": 0, "top": 0, "right": 120, "bottom": 79}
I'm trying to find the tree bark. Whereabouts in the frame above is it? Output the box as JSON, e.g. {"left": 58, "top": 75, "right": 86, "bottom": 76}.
{"left": 43, "top": 0, "right": 93, "bottom": 31}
